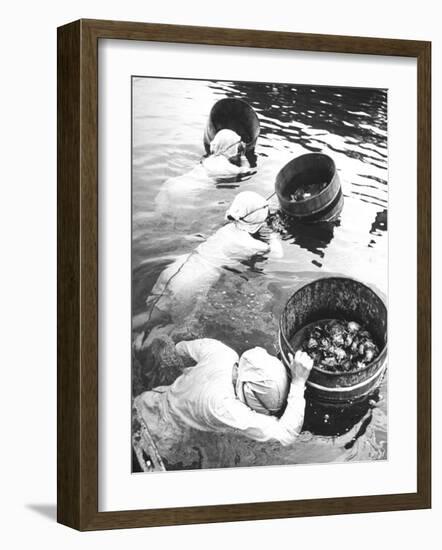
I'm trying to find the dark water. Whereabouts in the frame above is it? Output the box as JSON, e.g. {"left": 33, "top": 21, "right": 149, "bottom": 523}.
{"left": 132, "top": 77, "right": 388, "bottom": 469}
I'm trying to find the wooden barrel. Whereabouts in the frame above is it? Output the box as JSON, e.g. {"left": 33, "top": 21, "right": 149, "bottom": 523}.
{"left": 275, "top": 153, "right": 343, "bottom": 223}
{"left": 204, "top": 98, "right": 260, "bottom": 154}
{"left": 279, "top": 277, "right": 387, "bottom": 406}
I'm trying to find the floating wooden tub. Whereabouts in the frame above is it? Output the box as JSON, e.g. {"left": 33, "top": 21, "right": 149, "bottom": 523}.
{"left": 203, "top": 98, "right": 260, "bottom": 154}
{"left": 279, "top": 277, "right": 387, "bottom": 405}
{"left": 275, "top": 153, "right": 343, "bottom": 223}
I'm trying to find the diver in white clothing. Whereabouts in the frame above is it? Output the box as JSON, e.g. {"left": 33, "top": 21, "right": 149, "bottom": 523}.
{"left": 155, "top": 129, "right": 252, "bottom": 218}
{"left": 133, "top": 338, "right": 313, "bottom": 453}
{"left": 134, "top": 190, "right": 283, "bottom": 345}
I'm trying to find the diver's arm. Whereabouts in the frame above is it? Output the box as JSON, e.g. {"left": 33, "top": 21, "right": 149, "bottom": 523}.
{"left": 254, "top": 226, "right": 283, "bottom": 258}
{"left": 239, "top": 156, "right": 251, "bottom": 170}
{"left": 269, "top": 377, "right": 308, "bottom": 444}
{"left": 268, "top": 233, "right": 284, "bottom": 258}
{"left": 219, "top": 351, "right": 312, "bottom": 446}
{"left": 220, "top": 378, "right": 307, "bottom": 446}
{"left": 175, "top": 338, "right": 238, "bottom": 365}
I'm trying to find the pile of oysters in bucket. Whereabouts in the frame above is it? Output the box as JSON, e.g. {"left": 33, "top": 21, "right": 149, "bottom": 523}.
{"left": 299, "top": 320, "right": 380, "bottom": 373}
{"left": 289, "top": 181, "right": 328, "bottom": 202}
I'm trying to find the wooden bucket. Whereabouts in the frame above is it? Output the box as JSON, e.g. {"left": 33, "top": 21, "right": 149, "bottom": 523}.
{"left": 203, "top": 98, "right": 260, "bottom": 154}
{"left": 275, "top": 153, "right": 343, "bottom": 223}
{"left": 279, "top": 277, "right": 387, "bottom": 406}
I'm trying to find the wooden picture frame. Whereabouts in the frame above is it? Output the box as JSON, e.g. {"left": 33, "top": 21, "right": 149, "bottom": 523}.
{"left": 57, "top": 18, "right": 431, "bottom": 531}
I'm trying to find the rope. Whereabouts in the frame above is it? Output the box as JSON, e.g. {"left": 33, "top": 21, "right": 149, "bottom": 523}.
{"left": 144, "top": 253, "right": 193, "bottom": 322}
{"left": 229, "top": 191, "right": 277, "bottom": 225}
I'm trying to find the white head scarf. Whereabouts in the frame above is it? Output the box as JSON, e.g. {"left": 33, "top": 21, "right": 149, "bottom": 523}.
{"left": 235, "top": 347, "right": 290, "bottom": 416}
{"left": 210, "top": 129, "right": 243, "bottom": 158}
{"left": 225, "top": 191, "right": 269, "bottom": 234}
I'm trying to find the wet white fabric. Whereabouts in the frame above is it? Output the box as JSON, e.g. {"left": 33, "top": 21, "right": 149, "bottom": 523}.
{"left": 236, "top": 347, "right": 290, "bottom": 415}
{"left": 154, "top": 164, "right": 212, "bottom": 215}
{"left": 201, "top": 155, "right": 247, "bottom": 177}
{"left": 225, "top": 191, "right": 269, "bottom": 234}
{"left": 145, "top": 191, "right": 273, "bottom": 323}
{"left": 145, "top": 223, "right": 269, "bottom": 320}
{"left": 154, "top": 149, "right": 248, "bottom": 217}
{"left": 203, "top": 129, "right": 248, "bottom": 177}
{"left": 133, "top": 338, "right": 307, "bottom": 447}
{"left": 209, "top": 129, "right": 242, "bottom": 157}
{"left": 154, "top": 130, "right": 249, "bottom": 219}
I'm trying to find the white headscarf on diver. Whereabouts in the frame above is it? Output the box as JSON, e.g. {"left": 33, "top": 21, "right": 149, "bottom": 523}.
{"left": 209, "top": 129, "right": 244, "bottom": 159}
{"left": 225, "top": 190, "right": 269, "bottom": 234}
{"left": 235, "top": 347, "right": 290, "bottom": 416}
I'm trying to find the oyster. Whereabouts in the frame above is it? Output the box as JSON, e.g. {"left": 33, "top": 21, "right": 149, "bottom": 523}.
{"left": 332, "top": 333, "right": 344, "bottom": 346}
{"left": 365, "top": 340, "right": 378, "bottom": 353}
{"left": 312, "top": 327, "right": 324, "bottom": 340}
{"left": 289, "top": 181, "right": 327, "bottom": 202}
{"left": 347, "top": 321, "right": 360, "bottom": 333}
{"left": 306, "top": 337, "right": 319, "bottom": 350}
{"left": 341, "top": 360, "right": 352, "bottom": 372}
{"left": 321, "top": 357, "right": 338, "bottom": 369}
{"left": 296, "top": 318, "right": 380, "bottom": 373}
{"left": 320, "top": 337, "right": 331, "bottom": 351}
{"left": 334, "top": 347, "right": 347, "bottom": 362}
{"left": 350, "top": 340, "right": 359, "bottom": 354}
{"left": 290, "top": 188, "right": 307, "bottom": 202}
{"left": 327, "top": 344, "right": 337, "bottom": 356}
{"left": 344, "top": 334, "right": 354, "bottom": 348}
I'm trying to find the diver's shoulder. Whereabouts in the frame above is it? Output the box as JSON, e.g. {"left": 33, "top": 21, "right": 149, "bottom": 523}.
{"left": 213, "top": 222, "right": 240, "bottom": 239}
{"left": 219, "top": 222, "right": 247, "bottom": 236}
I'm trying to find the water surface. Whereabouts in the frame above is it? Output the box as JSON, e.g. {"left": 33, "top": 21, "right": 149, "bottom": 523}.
{"left": 132, "top": 77, "right": 388, "bottom": 470}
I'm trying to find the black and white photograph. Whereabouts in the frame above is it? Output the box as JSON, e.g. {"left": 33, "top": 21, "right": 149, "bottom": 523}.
{"left": 131, "top": 76, "right": 388, "bottom": 473}
{"left": 1, "top": 0, "right": 436, "bottom": 542}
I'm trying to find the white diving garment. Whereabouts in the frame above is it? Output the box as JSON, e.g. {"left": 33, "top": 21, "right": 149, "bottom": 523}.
{"left": 133, "top": 338, "right": 307, "bottom": 448}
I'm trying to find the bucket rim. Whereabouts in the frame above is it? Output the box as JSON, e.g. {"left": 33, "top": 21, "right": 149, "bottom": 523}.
{"left": 280, "top": 183, "right": 342, "bottom": 217}
{"left": 275, "top": 152, "right": 338, "bottom": 204}
{"left": 276, "top": 152, "right": 337, "bottom": 174}
{"left": 209, "top": 97, "right": 260, "bottom": 126}
{"left": 278, "top": 276, "right": 388, "bottom": 377}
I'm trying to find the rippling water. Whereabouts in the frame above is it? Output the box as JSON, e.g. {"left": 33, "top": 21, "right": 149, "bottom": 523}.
{"left": 132, "top": 77, "right": 388, "bottom": 470}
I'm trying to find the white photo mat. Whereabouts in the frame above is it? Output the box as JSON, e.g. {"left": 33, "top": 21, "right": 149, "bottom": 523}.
{"left": 98, "top": 38, "right": 417, "bottom": 512}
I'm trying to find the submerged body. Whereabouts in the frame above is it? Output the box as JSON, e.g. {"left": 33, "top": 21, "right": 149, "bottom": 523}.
{"left": 155, "top": 129, "right": 252, "bottom": 217}
{"left": 135, "top": 191, "right": 283, "bottom": 337}
{"left": 155, "top": 161, "right": 247, "bottom": 216}
{"left": 145, "top": 223, "right": 272, "bottom": 321}
{"left": 133, "top": 338, "right": 311, "bottom": 459}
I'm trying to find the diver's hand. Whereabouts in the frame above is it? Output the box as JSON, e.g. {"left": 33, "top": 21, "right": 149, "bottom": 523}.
{"left": 288, "top": 351, "right": 314, "bottom": 384}
{"left": 268, "top": 233, "right": 284, "bottom": 259}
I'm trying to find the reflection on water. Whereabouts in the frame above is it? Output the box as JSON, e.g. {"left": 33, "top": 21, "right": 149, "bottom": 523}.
{"left": 132, "top": 76, "right": 388, "bottom": 470}
{"left": 219, "top": 81, "right": 387, "bottom": 160}
{"left": 269, "top": 211, "right": 341, "bottom": 264}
